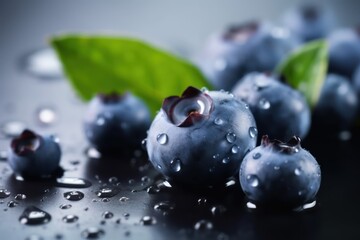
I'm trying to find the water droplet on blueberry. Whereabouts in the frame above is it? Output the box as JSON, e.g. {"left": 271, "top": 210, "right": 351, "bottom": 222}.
{"left": 253, "top": 152, "right": 261, "bottom": 159}
{"left": 231, "top": 145, "right": 239, "bottom": 154}
{"left": 247, "top": 175, "right": 259, "bottom": 187}
{"left": 156, "top": 133, "right": 168, "bottom": 145}
{"left": 226, "top": 132, "right": 236, "bottom": 143}
{"left": 170, "top": 158, "right": 182, "bottom": 172}
{"left": 258, "top": 98, "right": 271, "bottom": 109}
{"left": 249, "top": 127, "right": 258, "bottom": 138}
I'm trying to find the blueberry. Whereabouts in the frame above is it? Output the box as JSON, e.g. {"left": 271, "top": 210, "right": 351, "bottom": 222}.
{"left": 240, "top": 135, "right": 321, "bottom": 210}
{"left": 197, "top": 21, "right": 297, "bottom": 90}
{"left": 328, "top": 28, "right": 360, "bottom": 78}
{"left": 282, "top": 4, "right": 333, "bottom": 43}
{"left": 83, "top": 92, "right": 151, "bottom": 153}
{"left": 146, "top": 86, "right": 257, "bottom": 186}
{"left": 8, "top": 129, "right": 61, "bottom": 178}
{"left": 313, "top": 74, "right": 358, "bottom": 131}
{"left": 232, "top": 72, "right": 311, "bottom": 142}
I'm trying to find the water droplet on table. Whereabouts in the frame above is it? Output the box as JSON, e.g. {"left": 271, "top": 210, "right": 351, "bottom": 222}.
{"left": 63, "top": 191, "right": 84, "bottom": 201}
{"left": 153, "top": 201, "right": 175, "bottom": 212}
{"left": 19, "top": 206, "right": 51, "bottom": 225}
{"left": 7, "top": 200, "right": 19, "bottom": 208}
{"left": 96, "top": 187, "right": 119, "bottom": 198}
{"left": 81, "top": 227, "right": 105, "bottom": 239}
{"left": 56, "top": 177, "right": 92, "bottom": 188}
{"left": 102, "top": 211, "right": 114, "bottom": 219}
{"left": 62, "top": 214, "right": 79, "bottom": 223}
{"left": 59, "top": 204, "right": 72, "bottom": 210}
{"left": 194, "top": 219, "right": 213, "bottom": 230}
{"left": 0, "top": 189, "right": 10, "bottom": 199}
{"left": 140, "top": 216, "right": 156, "bottom": 225}
{"left": 14, "top": 194, "right": 26, "bottom": 200}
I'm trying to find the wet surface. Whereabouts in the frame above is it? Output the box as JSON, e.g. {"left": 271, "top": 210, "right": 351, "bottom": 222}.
{"left": 1, "top": 1, "right": 360, "bottom": 239}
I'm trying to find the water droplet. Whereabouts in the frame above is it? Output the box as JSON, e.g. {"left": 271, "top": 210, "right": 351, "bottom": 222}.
{"left": 115, "top": 218, "right": 121, "bottom": 224}
{"left": 81, "top": 227, "right": 105, "bottom": 239}
{"left": 274, "top": 166, "right": 280, "bottom": 170}
{"left": 101, "top": 198, "right": 110, "bottom": 202}
{"left": 0, "top": 151, "right": 8, "bottom": 161}
{"left": 85, "top": 147, "right": 101, "bottom": 159}
{"left": 36, "top": 107, "right": 57, "bottom": 125}
{"left": 253, "top": 152, "right": 261, "bottom": 159}
{"left": 141, "top": 138, "right": 147, "bottom": 150}
{"left": 123, "top": 213, "right": 130, "bottom": 218}
{"left": 102, "top": 211, "right": 114, "bottom": 219}
{"left": 44, "top": 189, "right": 50, "bottom": 193}
{"left": 222, "top": 157, "right": 230, "bottom": 164}
{"left": 156, "top": 164, "right": 162, "bottom": 169}
{"left": 0, "top": 189, "right": 10, "bottom": 199}
{"left": 170, "top": 158, "right": 181, "bottom": 172}
{"left": 231, "top": 145, "right": 239, "bottom": 154}
{"left": 226, "top": 132, "right": 236, "bottom": 143}
{"left": 96, "top": 188, "right": 119, "bottom": 198}
{"left": 63, "top": 191, "right": 84, "bottom": 201}
{"left": 156, "top": 133, "right": 168, "bottom": 145}
{"left": 108, "top": 177, "right": 118, "bottom": 184}
{"left": 214, "top": 118, "right": 224, "bottom": 125}
{"left": 258, "top": 99, "right": 271, "bottom": 110}
{"left": 197, "top": 198, "right": 207, "bottom": 205}
{"left": 59, "top": 204, "right": 72, "bottom": 210}
{"left": 246, "top": 202, "right": 257, "bottom": 209}
{"left": 1, "top": 121, "right": 26, "bottom": 137}
{"left": 249, "top": 127, "right": 258, "bottom": 138}
{"left": 14, "top": 194, "right": 26, "bottom": 200}
{"left": 140, "top": 216, "right": 157, "bottom": 225}
{"left": 141, "top": 176, "right": 151, "bottom": 183}
{"left": 225, "top": 179, "right": 236, "bottom": 187}
{"left": 210, "top": 205, "right": 227, "bottom": 216}
{"left": 19, "top": 206, "right": 51, "bottom": 225}
{"left": 147, "top": 186, "right": 160, "bottom": 194}
{"left": 119, "top": 197, "right": 129, "bottom": 202}
{"left": 7, "top": 200, "right": 19, "bottom": 208}
{"left": 246, "top": 175, "right": 259, "bottom": 187}
{"left": 194, "top": 220, "right": 213, "bottom": 230}
{"left": 56, "top": 177, "right": 92, "bottom": 188}
{"left": 294, "top": 168, "right": 301, "bottom": 176}
{"left": 154, "top": 201, "right": 175, "bottom": 212}
{"left": 62, "top": 214, "right": 79, "bottom": 223}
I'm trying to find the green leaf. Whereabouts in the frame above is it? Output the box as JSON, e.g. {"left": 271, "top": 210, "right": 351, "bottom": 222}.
{"left": 277, "top": 40, "right": 328, "bottom": 108}
{"left": 50, "top": 35, "right": 212, "bottom": 115}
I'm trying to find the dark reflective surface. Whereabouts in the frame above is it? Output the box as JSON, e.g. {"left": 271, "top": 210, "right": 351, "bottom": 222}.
{"left": 1, "top": 1, "right": 360, "bottom": 239}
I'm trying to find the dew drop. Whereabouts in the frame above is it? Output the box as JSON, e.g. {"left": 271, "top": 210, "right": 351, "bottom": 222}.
{"left": 247, "top": 175, "right": 259, "bottom": 187}
{"left": 1, "top": 121, "right": 26, "bottom": 137}
{"left": 140, "top": 216, "right": 157, "bottom": 225}
{"left": 96, "top": 188, "right": 119, "bottom": 198}
{"left": 141, "top": 138, "right": 147, "bottom": 150}
{"left": 37, "top": 107, "right": 57, "bottom": 125}
{"left": 56, "top": 177, "right": 92, "bottom": 188}
{"left": 81, "top": 227, "right": 105, "bottom": 239}
{"left": 63, "top": 191, "right": 84, "bottom": 201}
{"left": 62, "top": 214, "right": 79, "bottom": 223}
{"left": 7, "top": 200, "right": 19, "bottom": 208}
{"left": 15, "top": 194, "right": 27, "bottom": 200}
{"left": 101, "top": 198, "right": 110, "bottom": 203}
{"left": 108, "top": 177, "right": 118, "bottom": 184}
{"left": 210, "top": 205, "right": 227, "bottom": 216}
{"left": 194, "top": 220, "right": 213, "bottom": 230}
{"left": 222, "top": 157, "right": 230, "bottom": 164}
{"left": 170, "top": 158, "right": 182, "bottom": 172}
{"left": 214, "top": 118, "right": 224, "bottom": 125}
{"left": 0, "top": 189, "right": 10, "bottom": 199}
{"left": 231, "top": 145, "right": 239, "bottom": 154}
{"left": 123, "top": 213, "right": 130, "bottom": 219}
{"left": 154, "top": 201, "right": 175, "bottom": 212}
{"left": 102, "top": 211, "right": 114, "bottom": 219}
{"left": 246, "top": 202, "right": 257, "bottom": 209}
{"left": 294, "top": 168, "right": 301, "bottom": 176}
{"left": 249, "top": 127, "right": 258, "bottom": 138}
{"left": 226, "top": 132, "right": 236, "bottom": 143}
{"left": 19, "top": 206, "right": 51, "bottom": 225}
{"left": 59, "top": 204, "right": 72, "bottom": 210}
{"left": 119, "top": 197, "right": 129, "bottom": 202}
{"left": 156, "top": 133, "right": 168, "bottom": 145}
{"left": 253, "top": 152, "right": 261, "bottom": 159}
{"left": 258, "top": 99, "right": 271, "bottom": 110}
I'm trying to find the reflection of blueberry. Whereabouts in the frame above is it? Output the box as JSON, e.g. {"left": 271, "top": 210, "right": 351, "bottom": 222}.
{"left": 8, "top": 129, "right": 61, "bottom": 178}
{"left": 146, "top": 87, "right": 257, "bottom": 186}
{"left": 328, "top": 28, "right": 360, "bottom": 78}
{"left": 283, "top": 4, "right": 332, "bottom": 42}
{"left": 313, "top": 74, "right": 358, "bottom": 131}
{"left": 240, "top": 135, "right": 321, "bottom": 209}
{"left": 84, "top": 92, "right": 151, "bottom": 153}
{"left": 198, "top": 21, "right": 296, "bottom": 90}
{"left": 232, "top": 72, "right": 311, "bottom": 142}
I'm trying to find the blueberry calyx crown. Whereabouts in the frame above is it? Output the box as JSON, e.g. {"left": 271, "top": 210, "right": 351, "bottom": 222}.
{"left": 162, "top": 86, "right": 214, "bottom": 127}
{"left": 223, "top": 21, "right": 259, "bottom": 42}
{"left": 261, "top": 135, "right": 301, "bottom": 154}
{"left": 11, "top": 129, "right": 41, "bottom": 156}
{"left": 97, "top": 92, "right": 127, "bottom": 103}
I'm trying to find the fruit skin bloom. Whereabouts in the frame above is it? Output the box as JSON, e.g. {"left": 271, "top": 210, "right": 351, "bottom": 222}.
{"left": 146, "top": 86, "right": 257, "bottom": 187}
{"left": 8, "top": 129, "right": 61, "bottom": 178}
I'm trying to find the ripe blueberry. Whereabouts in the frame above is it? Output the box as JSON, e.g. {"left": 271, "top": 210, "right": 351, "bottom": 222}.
{"left": 146, "top": 86, "right": 257, "bottom": 186}
{"left": 328, "top": 27, "right": 360, "bottom": 78}
{"left": 83, "top": 92, "right": 151, "bottom": 153}
{"left": 240, "top": 135, "right": 321, "bottom": 210}
{"left": 8, "top": 129, "right": 61, "bottom": 178}
{"left": 232, "top": 72, "right": 311, "bottom": 142}
{"left": 197, "top": 21, "right": 296, "bottom": 90}
{"left": 313, "top": 74, "right": 358, "bottom": 131}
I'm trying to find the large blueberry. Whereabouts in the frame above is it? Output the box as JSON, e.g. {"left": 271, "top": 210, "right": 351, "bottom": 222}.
{"left": 146, "top": 87, "right": 257, "bottom": 186}
{"left": 232, "top": 72, "right": 311, "bottom": 142}
{"left": 328, "top": 28, "right": 360, "bottom": 78}
{"left": 8, "top": 129, "right": 61, "bottom": 178}
{"left": 84, "top": 92, "right": 151, "bottom": 153}
{"left": 240, "top": 135, "right": 321, "bottom": 210}
{"left": 197, "top": 21, "right": 297, "bottom": 90}
{"left": 282, "top": 4, "right": 333, "bottom": 42}
{"left": 313, "top": 74, "right": 358, "bottom": 131}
